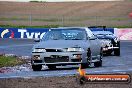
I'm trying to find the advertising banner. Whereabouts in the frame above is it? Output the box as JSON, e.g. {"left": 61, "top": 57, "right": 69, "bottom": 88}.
{"left": 2, "top": 27, "right": 129, "bottom": 39}
{"left": 0, "top": 27, "right": 114, "bottom": 39}
{"left": 114, "top": 28, "right": 132, "bottom": 40}
{"left": 0, "top": 28, "right": 49, "bottom": 39}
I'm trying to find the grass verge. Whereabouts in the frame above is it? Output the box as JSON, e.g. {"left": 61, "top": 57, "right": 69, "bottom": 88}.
{"left": 0, "top": 25, "right": 132, "bottom": 28}
{"left": 0, "top": 25, "right": 59, "bottom": 28}
{"left": 0, "top": 56, "right": 26, "bottom": 68}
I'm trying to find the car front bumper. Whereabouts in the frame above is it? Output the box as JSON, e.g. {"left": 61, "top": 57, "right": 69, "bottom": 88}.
{"left": 103, "top": 46, "right": 119, "bottom": 51}
{"left": 31, "top": 51, "right": 87, "bottom": 66}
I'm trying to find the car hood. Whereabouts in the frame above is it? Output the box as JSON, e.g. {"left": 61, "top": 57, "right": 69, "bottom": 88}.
{"left": 33, "top": 40, "right": 89, "bottom": 49}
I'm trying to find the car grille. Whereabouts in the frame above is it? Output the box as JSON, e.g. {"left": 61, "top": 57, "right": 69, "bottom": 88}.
{"left": 45, "top": 49, "right": 63, "bottom": 52}
{"left": 100, "top": 39, "right": 112, "bottom": 47}
{"left": 71, "top": 59, "right": 81, "bottom": 62}
{"left": 44, "top": 56, "right": 69, "bottom": 63}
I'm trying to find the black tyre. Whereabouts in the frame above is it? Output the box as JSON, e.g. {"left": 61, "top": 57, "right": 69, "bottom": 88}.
{"left": 81, "top": 63, "right": 89, "bottom": 69}
{"left": 114, "top": 48, "right": 120, "bottom": 56}
{"left": 114, "top": 42, "right": 120, "bottom": 56}
{"left": 94, "top": 48, "right": 103, "bottom": 67}
{"left": 81, "top": 48, "right": 91, "bottom": 69}
{"left": 48, "top": 65, "right": 56, "bottom": 70}
{"left": 32, "top": 65, "right": 42, "bottom": 71}
{"left": 94, "top": 61, "right": 102, "bottom": 67}
{"left": 106, "top": 50, "right": 112, "bottom": 56}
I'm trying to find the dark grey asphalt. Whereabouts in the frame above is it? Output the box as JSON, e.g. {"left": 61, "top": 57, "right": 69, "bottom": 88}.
{"left": 0, "top": 39, "right": 132, "bottom": 78}
{"left": 0, "top": 38, "right": 35, "bottom": 56}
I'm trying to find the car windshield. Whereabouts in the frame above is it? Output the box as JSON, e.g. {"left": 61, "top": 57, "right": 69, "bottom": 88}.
{"left": 93, "top": 31, "right": 113, "bottom": 36}
{"left": 42, "top": 28, "right": 87, "bottom": 41}
{"left": 96, "top": 34, "right": 113, "bottom": 36}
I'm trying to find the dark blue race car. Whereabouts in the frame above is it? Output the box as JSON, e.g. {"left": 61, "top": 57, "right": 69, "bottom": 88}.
{"left": 93, "top": 31, "right": 120, "bottom": 56}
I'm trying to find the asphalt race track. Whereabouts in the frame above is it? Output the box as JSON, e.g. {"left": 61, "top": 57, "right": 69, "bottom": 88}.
{"left": 0, "top": 39, "right": 132, "bottom": 78}
{"left": 0, "top": 39, "right": 35, "bottom": 56}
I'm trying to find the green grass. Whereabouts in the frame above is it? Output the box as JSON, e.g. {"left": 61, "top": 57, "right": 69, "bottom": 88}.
{"left": 109, "top": 17, "right": 128, "bottom": 21}
{"left": 0, "top": 56, "right": 26, "bottom": 68}
{"left": 0, "top": 17, "right": 61, "bottom": 22}
{"left": 0, "top": 24, "right": 132, "bottom": 28}
{"left": 30, "top": 0, "right": 39, "bottom": 2}
{"left": 110, "top": 25, "right": 132, "bottom": 28}
{"left": 0, "top": 25, "right": 59, "bottom": 28}
{"left": 30, "top": 0, "right": 46, "bottom": 3}
{"left": 0, "top": 18, "right": 28, "bottom": 21}
{"left": 0, "top": 17, "right": 106, "bottom": 22}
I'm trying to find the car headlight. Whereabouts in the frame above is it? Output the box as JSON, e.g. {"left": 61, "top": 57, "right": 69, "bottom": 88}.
{"left": 32, "top": 48, "right": 46, "bottom": 53}
{"left": 114, "top": 38, "right": 119, "bottom": 43}
{"left": 67, "top": 48, "right": 84, "bottom": 52}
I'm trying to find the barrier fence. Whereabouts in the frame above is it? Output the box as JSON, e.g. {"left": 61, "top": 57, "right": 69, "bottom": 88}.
{"left": 0, "top": 27, "right": 132, "bottom": 40}
{"left": 0, "top": 28, "right": 49, "bottom": 39}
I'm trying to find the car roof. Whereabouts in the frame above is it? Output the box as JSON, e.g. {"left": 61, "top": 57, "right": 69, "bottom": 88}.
{"left": 93, "top": 31, "right": 113, "bottom": 35}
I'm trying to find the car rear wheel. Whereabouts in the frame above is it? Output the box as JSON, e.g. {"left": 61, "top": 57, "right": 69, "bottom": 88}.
{"left": 94, "top": 48, "right": 103, "bottom": 67}
{"left": 32, "top": 65, "right": 42, "bottom": 71}
{"left": 114, "top": 48, "right": 120, "bottom": 56}
{"left": 94, "top": 61, "right": 102, "bottom": 67}
{"left": 114, "top": 42, "right": 120, "bottom": 56}
{"left": 81, "top": 48, "right": 91, "bottom": 69}
{"left": 47, "top": 65, "right": 56, "bottom": 70}
{"left": 106, "top": 50, "right": 112, "bottom": 56}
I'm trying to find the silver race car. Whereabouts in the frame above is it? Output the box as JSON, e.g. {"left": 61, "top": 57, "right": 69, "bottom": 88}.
{"left": 31, "top": 27, "right": 103, "bottom": 71}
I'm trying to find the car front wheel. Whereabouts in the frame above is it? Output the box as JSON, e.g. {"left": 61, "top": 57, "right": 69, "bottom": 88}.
{"left": 114, "top": 48, "right": 120, "bottom": 56}
{"left": 47, "top": 65, "right": 56, "bottom": 70}
{"left": 32, "top": 65, "right": 42, "bottom": 71}
{"left": 94, "top": 61, "right": 102, "bottom": 67}
{"left": 114, "top": 42, "right": 120, "bottom": 56}
{"left": 94, "top": 48, "right": 103, "bottom": 67}
{"left": 81, "top": 48, "right": 91, "bottom": 69}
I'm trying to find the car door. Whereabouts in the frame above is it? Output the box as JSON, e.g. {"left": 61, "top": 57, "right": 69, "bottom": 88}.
{"left": 86, "top": 29, "right": 100, "bottom": 56}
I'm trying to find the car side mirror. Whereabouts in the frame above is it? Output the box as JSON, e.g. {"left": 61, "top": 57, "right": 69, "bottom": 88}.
{"left": 34, "top": 38, "right": 40, "bottom": 42}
